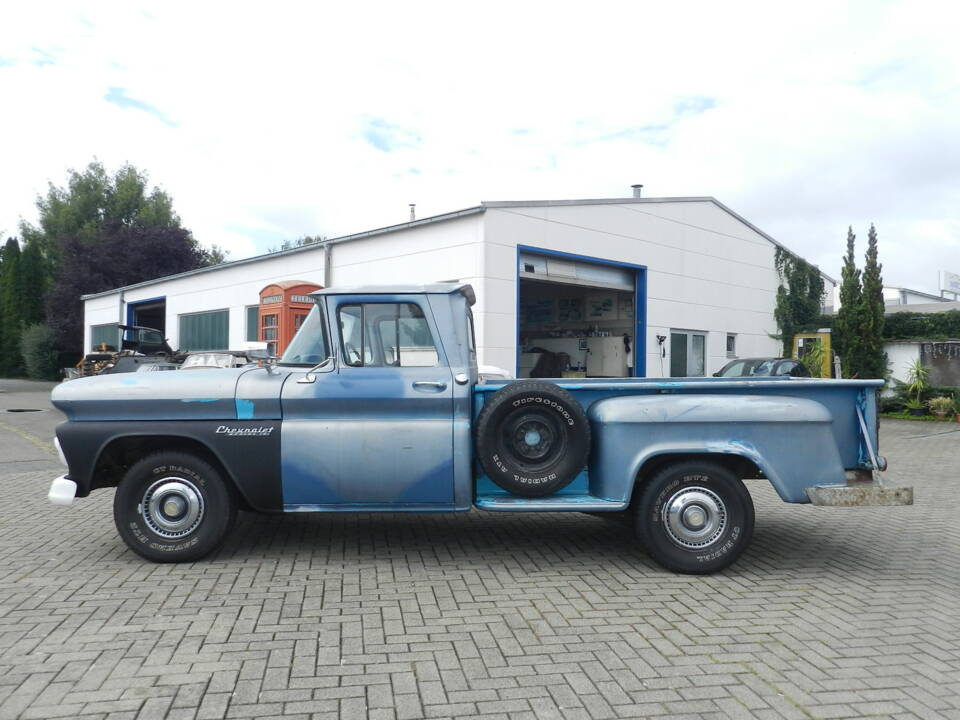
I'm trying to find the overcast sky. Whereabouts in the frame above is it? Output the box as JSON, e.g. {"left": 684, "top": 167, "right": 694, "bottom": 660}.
{"left": 2, "top": 1, "right": 957, "bottom": 294}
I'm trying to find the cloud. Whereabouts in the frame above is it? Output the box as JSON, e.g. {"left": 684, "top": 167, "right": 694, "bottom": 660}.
{"left": 674, "top": 95, "right": 717, "bottom": 116}
{"left": 0, "top": 1, "right": 957, "bottom": 296}
{"left": 31, "top": 47, "right": 56, "bottom": 67}
{"left": 103, "top": 86, "right": 176, "bottom": 126}
{"left": 361, "top": 118, "right": 421, "bottom": 153}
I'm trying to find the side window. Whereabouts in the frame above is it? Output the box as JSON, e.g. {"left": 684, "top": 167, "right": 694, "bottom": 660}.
{"left": 339, "top": 303, "right": 440, "bottom": 368}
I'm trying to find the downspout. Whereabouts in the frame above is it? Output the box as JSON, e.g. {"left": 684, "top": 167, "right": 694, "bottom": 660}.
{"left": 117, "top": 290, "right": 125, "bottom": 350}
{"left": 323, "top": 241, "right": 333, "bottom": 288}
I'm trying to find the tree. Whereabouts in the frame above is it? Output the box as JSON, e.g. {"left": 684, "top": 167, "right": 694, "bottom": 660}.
{"left": 20, "top": 160, "right": 181, "bottom": 269}
{"left": 17, "top": 160, "right": 220, "bottom": 353}
{"left": 202, "top": 244, "right": 229, "bottom": 266}
{"left": 833, "top": 227, "right": 862, "bottom": 375}
{"left": 46, "top": 222, "right": 209, "bottom": 352}
{"left": 18, "top": 239, "right": 46, "bottom": 328}
{"left": 267, "top": 234, "right": 327, "bottom": 253}
{"left": 858, "top": 224, "right": 886, "bottom": 379}
{"left": 20, "top": 324, "right": 60, "bottom": 380}
{"left": 0, "top": 238, "right": 24, "bottom": 376}
{"left": 773, "top": 248, "right": 825, "bottom": 357}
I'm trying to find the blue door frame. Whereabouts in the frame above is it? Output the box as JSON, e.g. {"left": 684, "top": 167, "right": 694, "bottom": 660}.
{"left": 516, "top": 246, "right": 647, "bottom": 378}
{"left": 126, "top": 296, "right": 166, "bottom": 327}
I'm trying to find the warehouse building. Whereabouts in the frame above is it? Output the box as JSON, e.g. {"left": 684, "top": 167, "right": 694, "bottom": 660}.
{"left": 82, "top": 190, "right": 835, "bottom": 378}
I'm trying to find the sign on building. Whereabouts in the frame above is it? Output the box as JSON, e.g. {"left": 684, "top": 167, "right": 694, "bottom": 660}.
{"left": 940, "top": 270, "right": 960, "bottom": 297}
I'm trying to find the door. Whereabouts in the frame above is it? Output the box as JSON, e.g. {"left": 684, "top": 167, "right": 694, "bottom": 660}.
{"left": 280, "top": 296, "right": 455, "bottom": 508}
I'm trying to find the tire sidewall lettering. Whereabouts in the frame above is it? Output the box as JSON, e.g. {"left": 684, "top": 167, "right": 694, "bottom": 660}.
{"left": 510, "top": 396, "right": 576, "bottom": 427}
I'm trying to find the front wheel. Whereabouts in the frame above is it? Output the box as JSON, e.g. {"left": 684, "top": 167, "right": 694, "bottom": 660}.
{"left": 634, "top": 460, "right": 754, "bottom": 574}
{"left": 113, "top": 451, "right": 238, "bottom": 562}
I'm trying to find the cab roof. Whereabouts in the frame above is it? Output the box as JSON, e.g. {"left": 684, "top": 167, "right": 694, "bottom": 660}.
{"left": 310, "top": 283, "right": 475, "bottom": 305}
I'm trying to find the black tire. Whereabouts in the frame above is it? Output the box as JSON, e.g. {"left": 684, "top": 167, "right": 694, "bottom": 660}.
{"left": 634, "top": 460, "right": 754, "bottom": 574}
{"left": 113, "top": 451, "right": 238, "bottom": 563}
{"left": 475, "top": 381, "right": 590, "bottom": 497}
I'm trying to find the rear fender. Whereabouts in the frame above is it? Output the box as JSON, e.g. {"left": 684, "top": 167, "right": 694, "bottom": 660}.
{"left": 588, "top": 394, "right": 846, "bottom": 503}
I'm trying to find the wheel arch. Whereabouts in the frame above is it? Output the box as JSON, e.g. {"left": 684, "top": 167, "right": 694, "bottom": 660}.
{"left": 93, "top": 434, "right": 254, "bottom": 511}
{"left": 626, "top": 450, "right": 766, "bottom": 508}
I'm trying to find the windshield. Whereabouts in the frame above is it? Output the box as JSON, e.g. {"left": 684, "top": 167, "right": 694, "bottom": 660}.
{"left": 280, "top": 304, "right": 329, "bottom": 364}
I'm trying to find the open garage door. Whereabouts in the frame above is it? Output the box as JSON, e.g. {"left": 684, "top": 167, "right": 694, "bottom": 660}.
{"left": 127, "top": 297, "right": 167, "bottom": 335}
{"left": 517, "top": 249, "right": 645, "bottom": 378}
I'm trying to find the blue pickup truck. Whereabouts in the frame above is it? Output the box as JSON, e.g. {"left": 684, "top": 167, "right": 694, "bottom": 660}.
{"left": 49, "top": 283, "right": 911, "bottom": 573}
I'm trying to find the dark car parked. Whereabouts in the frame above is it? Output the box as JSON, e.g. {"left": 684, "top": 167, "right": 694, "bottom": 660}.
{"left": 714, "top": 357, "right": 810, "bottom": 378}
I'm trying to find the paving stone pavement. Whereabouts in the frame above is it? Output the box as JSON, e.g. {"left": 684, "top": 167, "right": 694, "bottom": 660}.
{"left": 0, "top": 418, "right": 958, "bottom": 719}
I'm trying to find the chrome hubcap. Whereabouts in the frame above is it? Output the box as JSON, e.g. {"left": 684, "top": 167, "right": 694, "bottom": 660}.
{"left": 141, "top": 477, "right": 204, "bottom": 539}
{"left": 663, "top": 486, "right": 726, "bottom": 549}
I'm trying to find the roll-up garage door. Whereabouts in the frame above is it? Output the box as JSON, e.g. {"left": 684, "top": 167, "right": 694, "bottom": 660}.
{"left": 179, "top": 310, "right": 229, "bottom": 351}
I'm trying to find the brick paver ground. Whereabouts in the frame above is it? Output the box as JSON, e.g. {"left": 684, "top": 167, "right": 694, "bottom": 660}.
{"left": 1, "top": 405, "right": 958, "bottom": 719}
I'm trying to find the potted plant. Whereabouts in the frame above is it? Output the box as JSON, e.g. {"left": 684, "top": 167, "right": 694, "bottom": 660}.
{"left": 927, "top": 396, "right": 954, "bottom": 418}
{"left": 905, "top": 359, "right": 929, "bottom": 417}
{"left": 905, "top": 398, "right": 926, "bottom": 417}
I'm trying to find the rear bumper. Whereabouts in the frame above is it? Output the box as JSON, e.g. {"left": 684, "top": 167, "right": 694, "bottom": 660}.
{"left": 807, "top": 470, "right": 913, "bottom": 506}
{"left": 48, "top": 476, "right": 77, "bottom": 506}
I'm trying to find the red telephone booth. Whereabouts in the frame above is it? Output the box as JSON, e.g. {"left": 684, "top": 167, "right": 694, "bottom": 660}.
{"left": 258, "top": 281, "right": 322, "bottom": 356}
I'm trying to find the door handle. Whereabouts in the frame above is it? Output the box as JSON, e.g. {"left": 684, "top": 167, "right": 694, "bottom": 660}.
{"left": 413, "top": 380, "right": 447, "bottom": 392}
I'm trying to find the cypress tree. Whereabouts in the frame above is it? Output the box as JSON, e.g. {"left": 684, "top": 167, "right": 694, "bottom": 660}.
{"left": 859, "top": 224, "right": 886, "bottom": 379}
{"left": 19, "top": 239, "right": 46, "bottom": 328}
{"left": 834, "top": 227, "right": 862, "bottom": 377}
{"left": 0, "top": 238, "right": 25, "bottom": 376}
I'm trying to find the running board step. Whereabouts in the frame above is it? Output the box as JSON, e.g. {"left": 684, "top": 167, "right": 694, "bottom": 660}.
{"left": 807, "top": 483, "right": 913, "bottom": 507}
{"left": 475, "top": 494, "right": 627, "bottom": 512}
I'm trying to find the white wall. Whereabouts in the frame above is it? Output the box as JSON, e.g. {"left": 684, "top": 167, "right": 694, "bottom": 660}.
{"left": 482, "top": 200, "right": 786, "bottom": 376}
{"left": 83, "top": 214, "right": 484, "bottom": 354}
{"left": 885, "top": 341, "right": 920, "bottom": 385}
{"left": 83, "top": 249, "right": 327, "bottom": 353}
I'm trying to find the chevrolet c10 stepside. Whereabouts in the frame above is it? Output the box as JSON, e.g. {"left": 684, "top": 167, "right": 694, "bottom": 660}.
{"left": 48, "top": 283, "right": 912, "bottom": 573}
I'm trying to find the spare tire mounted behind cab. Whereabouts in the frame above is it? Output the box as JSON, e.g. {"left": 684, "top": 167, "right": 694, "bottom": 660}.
{"left": 475, "top": 381, "right": 591, "bottom": 497}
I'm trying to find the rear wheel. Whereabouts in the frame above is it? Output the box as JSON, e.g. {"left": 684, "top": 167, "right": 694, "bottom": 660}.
{"left": 113, "top": 451, "right": 238, "bottom": 562}
{"left": 634, "top": 460, "right": 754, "bottom": 574}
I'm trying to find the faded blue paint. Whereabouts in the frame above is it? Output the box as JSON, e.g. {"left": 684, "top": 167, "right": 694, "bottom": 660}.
{"left": 475, "top": 494, "right": 627, "bottom": 512}
{"left": 473, "top": 379, "right": 882, "bottom": 506}
{"left": 182, "top": 398, "right": 218, "bottom": 403}
{"left": 51, "top": 368, "right": 247, "bottom": 421}
{"left": 278, "top": 292, "right": 470, "bottom": 509}
{"left": 236, "top": 398, "right": 255, "bottom": 419}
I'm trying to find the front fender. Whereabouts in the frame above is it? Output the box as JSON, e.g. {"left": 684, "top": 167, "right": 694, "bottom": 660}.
{"left": 55, "top": 420, "right": 282, "bottom": 511}
{"left": 588, "top": 394, "right": 845, "bottom": 503}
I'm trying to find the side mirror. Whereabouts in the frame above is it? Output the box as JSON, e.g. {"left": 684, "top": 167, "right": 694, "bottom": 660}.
{"left": 297, "top": 356, "right": 335, "bottom": 384}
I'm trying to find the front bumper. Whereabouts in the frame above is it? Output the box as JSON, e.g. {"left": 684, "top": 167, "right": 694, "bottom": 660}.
{"left": 48, "top": 476, "right": 77, "bottom": 506}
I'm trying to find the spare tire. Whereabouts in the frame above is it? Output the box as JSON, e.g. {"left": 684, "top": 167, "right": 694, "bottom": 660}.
{"left": 475, "top": 381, "right": 591, "bottom": 497}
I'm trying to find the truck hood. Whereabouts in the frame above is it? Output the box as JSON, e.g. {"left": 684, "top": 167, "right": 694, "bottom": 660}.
{"left": 51, "top": 367, "right": 281, "bottom": 421}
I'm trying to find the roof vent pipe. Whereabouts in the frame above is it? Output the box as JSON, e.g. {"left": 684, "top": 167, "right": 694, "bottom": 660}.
{"left": 631, "top": 184, "right": 643, "bottom": 198}
{"left": 409, "top": 204, "right": 416, "bottom": 221}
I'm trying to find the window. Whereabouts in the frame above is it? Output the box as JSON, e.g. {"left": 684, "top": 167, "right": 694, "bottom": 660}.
{"left": 280, "top": 305, "right": 329, "bottom": 364}
{"left": 91, "top": 323, "right": 119, "bottom": 350}
{"left": 179, "top": 310, "right": 229, "bottom": 351}
{"left": 261, "top": 313, "right": 278, "bottom": 341}
{"left": 338, "top": 303, "right": 439, "bottom": 368}
{"left": 726, "top": 334, "right": 736, "bottom": 358}
{"left": 670, "top": 330, "right": 706, "bottom": 377}
{"left": 246, "top": 306, "right": 259, "bottom": 342}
